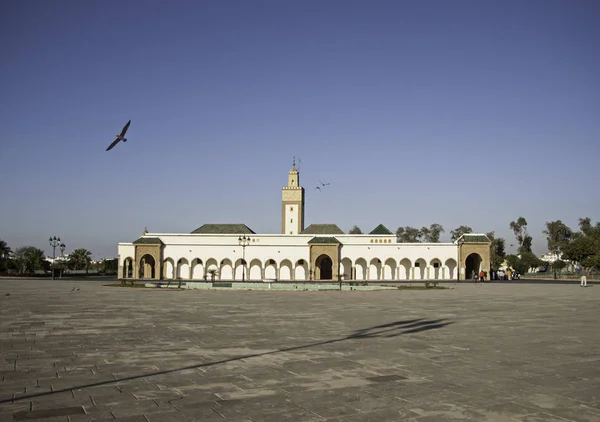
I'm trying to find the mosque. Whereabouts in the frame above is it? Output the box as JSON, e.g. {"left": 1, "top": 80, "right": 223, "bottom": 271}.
{"left": 117, "top": 162, "right": 490, "bottom": 282}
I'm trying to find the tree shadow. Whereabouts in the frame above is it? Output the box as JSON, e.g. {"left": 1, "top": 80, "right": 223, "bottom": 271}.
{"left": 0, "top": 317, "right": 453, "bottom": 404}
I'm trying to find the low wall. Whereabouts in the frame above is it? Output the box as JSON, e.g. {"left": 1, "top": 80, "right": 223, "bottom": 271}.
{"left": 143, "top": 281, "right": 398, "bottom": 291}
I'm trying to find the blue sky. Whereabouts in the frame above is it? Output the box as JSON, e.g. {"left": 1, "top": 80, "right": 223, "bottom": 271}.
{"left": 1, "top": 0, "right": 599, "bottom": 259}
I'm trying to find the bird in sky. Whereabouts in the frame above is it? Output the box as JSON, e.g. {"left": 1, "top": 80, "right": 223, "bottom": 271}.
{"left": 314, "top": 186, "right": 321, "bottom": 191}
{"left": 318, "top": 180, "right": 331, "bottom": 187}
{"left": 106, "top": 120, "right": 131, "bottom": 151}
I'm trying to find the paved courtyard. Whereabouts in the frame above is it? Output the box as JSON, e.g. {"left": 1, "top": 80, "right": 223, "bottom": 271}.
{"left": 1, "top": 280, "right": 599, "bottom": 422}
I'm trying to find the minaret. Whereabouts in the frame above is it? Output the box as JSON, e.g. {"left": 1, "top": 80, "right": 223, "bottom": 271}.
{"left": 282, "top": 157, "right": 305, "bottom": 235}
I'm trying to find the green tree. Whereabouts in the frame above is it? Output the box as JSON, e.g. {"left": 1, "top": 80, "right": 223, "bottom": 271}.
{"left": 0, "top": 239, "right": 11, "bottom": 272}
{"left": 396, "top": 226, "right": 423, "bottom": 243}
{"left": 506, "top": 252, "right": 543, "bottom": 275}
{"left": 562, "top": 218, "right": 600, "bottom": 275}
{"left": 450, "top": 225, "right": 473, "bottom": 241}
{"left": 551, "top": 259, "right": 567, "bottom": 276}
{"left": 13, "top": 246, "right": 46, "bottom": 274}
{"left": 543, "top": 220, "right": 573, "bottom": 279}
{"left": 421, "top": 224, "right": 445, "bottom": 243}
{"left": 509, "top": 217, "right": 532, "bottom": 253}
{"left": 487, "top": 231, "right": 506, "bottom": 270}
{"left": 349, "top": 225, "right": 363, "bottom": 234}
{"left": 69, "top": 248, "right": 92, "bottom": 272}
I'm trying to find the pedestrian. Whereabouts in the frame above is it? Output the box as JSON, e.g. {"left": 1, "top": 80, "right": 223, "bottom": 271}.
{"left": 479, "top": 270, "right": 485, "bottom": 283}
{"left": 581, "top": 274, "right": 587, "bottom": 287}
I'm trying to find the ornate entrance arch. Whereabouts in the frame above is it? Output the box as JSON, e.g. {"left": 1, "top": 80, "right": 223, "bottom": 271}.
{"left": 138, "top": 254, "right": 156, "bottom": 279}
{"left": 315, "top": 254, "right": 333, "bottom": 280}
{"left": 465, "top": 253, "right": 482, "bottom": 280}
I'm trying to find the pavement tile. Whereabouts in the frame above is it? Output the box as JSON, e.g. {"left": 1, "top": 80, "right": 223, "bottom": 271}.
{"left": 1, "top": 280, "right": 600, "bottom": 422}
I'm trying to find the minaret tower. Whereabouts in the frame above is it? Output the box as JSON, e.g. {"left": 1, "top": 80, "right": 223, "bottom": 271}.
{"left": 282, "top": 157, "right": 305, "bottom": 235}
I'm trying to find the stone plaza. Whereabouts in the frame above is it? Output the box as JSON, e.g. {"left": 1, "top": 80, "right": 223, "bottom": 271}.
{"left": 1, "top": 279, "right": 599, "bottom": 421}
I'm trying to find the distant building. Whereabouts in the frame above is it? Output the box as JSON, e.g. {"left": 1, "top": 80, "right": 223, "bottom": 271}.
{"left": 117, "top": 162, "right": 491, "bottom": 282}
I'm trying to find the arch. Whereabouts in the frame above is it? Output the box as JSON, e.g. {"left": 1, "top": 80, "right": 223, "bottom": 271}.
{"left": 191, "top": 258, "right": 204, "bottom": 280}
{"left": 295, "top": 259, "right": 308, "bottom": 281}
{"left": 123, "top": 257, "right": 134, "bottom": 278}
{"left": 355, "top": 258, "right": 367, "bottom": 280}
{"left": 279, "top": 259, "right": 292, "bottom": 281}
{"left": 220, "top": 258, "right": 233, "bottom": 280}
{"left": 176, "top": 258, "right": 189, "bottom": 279}
{"left": 415, "top": 258, "right": 427, "bottom": 280}
{"left": 383, "top": 258, "right": 396, "bottom": 280}
{"left": 249, "top": 259, "right": 262, "bottom": 280}
{"left": 340, "top": 257, "right": 353, "bottom": 280}
{"left": 264, "top": 259, "right": 277, "bottom": 280}
{"left": 139, "top": 254, "right": 156, "bottom": 279}
{"left": 205, "top": 258, "right": 219, "bottom": 281}
{"left": 445, "top": 258, "right": 457, "bottom": 280}
{"left": 368, "top": 258, "right": 382, "bottom": 281}
{"left": 234, "top": 258, "right": 247, "bottom": 280}
{"left": 315, "top": 254, "right": 333, "bottom": 280}
{"left": 430, "top": 258, "right": 442, "bottom": 280}
{"left": 465, "top": 253, "right": 483, "bottom": 280}
{"left": 163, "top": 258, "right": 175, "bottom": 279}
{"left": 399, "top": 258, "right": 411, "bottom": 280}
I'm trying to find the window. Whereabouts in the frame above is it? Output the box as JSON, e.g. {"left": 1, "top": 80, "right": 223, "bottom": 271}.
{"left": 433, "top": 263, "right": 440, "bottom": 268}
{"left": 290, "top": 207, "right": 294, "bottom": 211}
{"left": 415, "top": 262, "right": 420, "bottom": 267}
{"left": 290, "top": 218, "right": 293, "bottom": 223}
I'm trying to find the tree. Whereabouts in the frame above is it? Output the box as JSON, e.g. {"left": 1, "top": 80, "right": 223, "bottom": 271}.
{"left": 487, "top": 231, "right": 506, "bottom": 270}
{"left": 349, "top": 225, "right": 363, "bottom": 235}
{"left": 450, "top": 225, "right": 473, "bottom": 241}
{"left": 69, "top": 248, "right": 92, "bottom": 273}
{"left": 551, "top": 259, "right": 567, "bottom": 276}
{"left": 509, "top": 217, "right": 532, "bottom": 253}
{"left": 562, "top": 218, "right": 600, "bottom": 275}
{"left": 421, "top": 224, "right": 445, "bottom": 243}
{"left": 543, "top": 220, "right": 573, "bottom": 279}
{"left": 396, "top": 226, "right": 423, "bottom": 243}
{"left": 13, "top": 246, "right": 46, "bottom": 275}
{"left": 0, "top": 239, "right": 11, "bottom": 272}
{"left": 506, "top": 252, "right": 543, "bottom": 275}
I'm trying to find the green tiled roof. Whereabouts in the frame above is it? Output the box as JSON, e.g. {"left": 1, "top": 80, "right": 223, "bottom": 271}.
{"left": 301, "top": 224, "right": 345, "bottom": 235}
{"left": 133, "top": 237, "right": 164, "bottom": 245}
{"left": 461, "top": 234, "right": 491, "bottom": 243}
{"left": 191, "top": 224, "right": 256, "bottom": 234}
{"left": 369, "top": 224, "right": 393, "bottom": 235}
{"left": 308, "top": 236, "right": 341, "bottom": 244}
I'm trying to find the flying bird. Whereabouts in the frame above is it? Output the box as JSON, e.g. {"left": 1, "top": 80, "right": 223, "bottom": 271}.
{"left": 314, "top": 186, "right": 321, "bottom": 191}
{"left": 106, "top": 120, "right": 131, "bottom": 151}
{"left": 318, "top": 180, "right": 330, "bottom": 187}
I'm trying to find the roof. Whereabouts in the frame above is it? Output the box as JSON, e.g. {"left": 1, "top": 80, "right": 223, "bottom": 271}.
{"left": 308, "top": 237, "right": 341, "bottom": 244}
{"left": 191, "top": 224, "right": 256, "bottom": 234}
{"left": 132, "top": 237, "right": 164, "bottom": 245}
{"left": 457, "top": 233, "right": 491, "bottom": 243}
{"left": 369, "top": 224, "right": 393, "bottom": 235}
{"left": 301, "top": 224, "right": 345, "bottom": 235}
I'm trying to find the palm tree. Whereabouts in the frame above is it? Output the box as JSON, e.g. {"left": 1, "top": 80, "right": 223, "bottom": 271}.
{"left": 69, "top": 248, "right": 92, "bottom": 273}
{"left": 13, "top": 246, "right": 45, "bottom": 274}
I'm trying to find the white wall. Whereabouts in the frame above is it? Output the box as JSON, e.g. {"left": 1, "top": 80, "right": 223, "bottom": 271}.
{"left": 118, "top": 234, "right": 460, "bottom": 281}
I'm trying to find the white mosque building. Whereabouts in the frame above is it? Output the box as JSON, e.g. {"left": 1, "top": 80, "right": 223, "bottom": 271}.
{"left": 118, "top": 163, "right": 490, "bottom": 282}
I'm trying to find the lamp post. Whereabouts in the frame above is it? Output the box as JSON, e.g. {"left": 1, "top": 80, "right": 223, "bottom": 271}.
{"left": 49, "top": 236, "right": 64, "bottom": 280}
{"left": 238, "top": 235, "right": 251, "bottom": 282}
{"left": 59, "top": 243, "right": 66, "bottom": 278}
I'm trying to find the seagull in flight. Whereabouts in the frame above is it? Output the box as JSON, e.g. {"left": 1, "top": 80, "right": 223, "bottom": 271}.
{"left": 318, "top": 180, "right": 331, "bottom": 187}
{"left": 314, "top": 186, "right": 321, "bottom": 192}
{"left": 106, "top": 120, "right": 131, "bottom": 151}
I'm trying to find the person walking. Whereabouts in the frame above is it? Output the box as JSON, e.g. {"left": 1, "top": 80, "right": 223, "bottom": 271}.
{"left": 581, "top": 274, "right": 587, "bottom": 287}
{"left": 479, "top": 270, "right": 485, "bottom": 283}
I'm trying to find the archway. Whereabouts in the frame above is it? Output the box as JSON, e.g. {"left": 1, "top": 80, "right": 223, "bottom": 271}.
{"left": 123, "top": 257, "right": 134, "bottom": 278}
{"left": 176, "top": 258, "right": 189, "bottom": 279}
{"left": 139, "top": 254, "right": 156, "bottom": 279}
{"left": 315, "top": 254, "right": 333, "bottom": 280}
{"left": 465, "top": 253, "right": 483, "bottom": 280}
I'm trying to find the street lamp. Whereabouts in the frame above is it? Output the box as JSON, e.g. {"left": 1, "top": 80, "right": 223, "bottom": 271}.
{"left": 59, "top": 243, "right": 66, "bottom": 278}
{"left": 49, "top": 236, "right": 64, "bottom": 280}
{"left": 238, "top": 235, "right": 251, "bottom": 282}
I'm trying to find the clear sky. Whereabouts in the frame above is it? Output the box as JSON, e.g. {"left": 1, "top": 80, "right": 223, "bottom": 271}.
{"left": 1, "top": 0, "right": 599, "bottom": 259}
